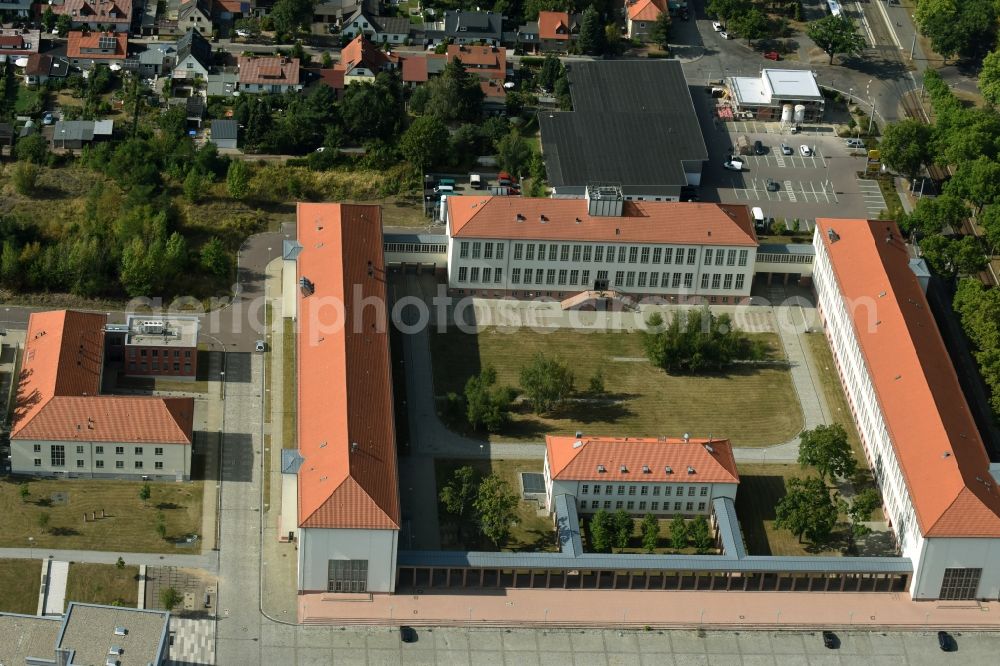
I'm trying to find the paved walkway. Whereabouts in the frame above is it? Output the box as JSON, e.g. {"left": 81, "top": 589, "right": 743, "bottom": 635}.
{"left": 0, "top": 548, "right": 219, "bottom": 572}
{"left": 42, "top": 560, "right": 68, "bottom": 616}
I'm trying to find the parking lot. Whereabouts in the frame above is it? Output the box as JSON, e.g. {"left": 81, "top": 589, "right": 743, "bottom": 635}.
{"left": 691, "top": 86, "right": 890, "bottom": 226}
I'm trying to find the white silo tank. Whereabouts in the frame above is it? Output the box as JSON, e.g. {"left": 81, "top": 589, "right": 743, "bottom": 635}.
{"left": 793, "top": 104, "right": 806, "bottom": 124}
{"left": 439, "top": 194, "right": 449, "bottom": 223}
{"left": 781, "top": 104, "right": 793, "bottom": 124}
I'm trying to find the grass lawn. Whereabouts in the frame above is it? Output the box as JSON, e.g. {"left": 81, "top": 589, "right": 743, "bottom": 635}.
{"left": 734, "top": 463, "right": 844, "bottom": 557}
{"left": 581, "top": 517, "right": 720, "bottom": 555}
{"left": 15, "top": 87, "right": 44, "bottom": 115}
{"left": 804, "top": 332, "right": 868, "bottom": 467}
{"left": 112, "top": 374, "right": 208, "bottom": 394}
{"left": 282, "top": 318, "right": 296, "bottom": 449}
{"left": 0, "top": 478, "right": 203, "bottom": 553}
{"left": 64, "top": 563, "right": 139, "bottom": 610}
{"left": 429, "top": 327, "right": 801, "bottom": 446}
{"left": 434, "top": 458, "right": 557, "bottom": 552}
{"left": 0, "top": 559, "right": 42, "bottom": 614}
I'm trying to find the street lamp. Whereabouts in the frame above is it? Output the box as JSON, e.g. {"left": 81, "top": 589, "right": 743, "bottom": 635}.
{"left": 28, "top": 536, "right": 34, "bottom": 558}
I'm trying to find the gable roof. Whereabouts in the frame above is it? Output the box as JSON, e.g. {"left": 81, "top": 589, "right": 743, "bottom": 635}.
{"left": 448, "top": 196, "right": 757, "bottom": 246}
{"left": 296, "top": 203, "right": 399, "bottom": 531}
{"left": 66, "top": 31, "right": 127, "bottom": 59}
{"left": 627, "top": 0, "right": 665, "bottom": 21}
{"left": 547, "top": 435, "right": 739, "bottom": 484}
{"left": 210, "top": 118, "right": 237, "bottom": 140}
{"left": 816, "top": 218, "right": 1000, "bottom": 538}
{"left": 442, "top": 10, "right": 503, "bottom": 39}
{"left": 178, "top": 0, "right": 211, "bottom": 20}
{"left": 340, "top": 34, "right": 390, "bottom": 73}
{"left": 238, "top": 55, "right": 300, "bottom": 86}
{"left": 400, "top": 54, "right": 428, "bottom": 83}
{"left": 538, "top": 11, "right": 575, "bottom": 40}
{"left": 446, "top": 44, "right": 505, "bottom": 78}
{"left": 176, "top": 28, "right": 212, "bottom": 69}
{"left": 11, "top": 310, "right": 192, "bottom": 446}
{"left": 52, "top": 0, "right": 133, "bottom": 24}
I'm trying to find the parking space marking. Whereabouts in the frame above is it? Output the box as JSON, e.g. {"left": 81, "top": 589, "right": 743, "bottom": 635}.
{"left": 857, "top": 179, "right": 888, "bottom": 216}
{"left": 774, "top": 155, "right": 786, "bottom": 168}
{"left": 784, "top": 181, "right": 797, "bottom": 203}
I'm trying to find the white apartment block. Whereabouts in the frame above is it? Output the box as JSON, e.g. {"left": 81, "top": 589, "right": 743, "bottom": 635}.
{"left": 813, "top": 218, "right": 1000, "bottom": 600}
{"left": 544, "top": 435, "right": 740, "bottom": 518}
{"left": 445, "top": 188, "right": 758, "bottom": 303}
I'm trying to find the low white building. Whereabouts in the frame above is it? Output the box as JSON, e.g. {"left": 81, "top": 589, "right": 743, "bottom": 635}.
{"left": 813, "top": 218, "right": 1000, "bottom": 600}
{"left": 445, "top": 188, "right": 758, "bottom": 304}
{"left": 285, "top": 202, "right": 400, "bottom": 595}
{"left": 544, "top": 435, "right": 740, "bottom": 517}
{"left": 726, "top": 68, "right": 825, "bottom": 122}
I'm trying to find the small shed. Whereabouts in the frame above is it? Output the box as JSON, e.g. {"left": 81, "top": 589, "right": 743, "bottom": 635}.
{"left": 209, "top": 119, "right": 238, "bottom": 149}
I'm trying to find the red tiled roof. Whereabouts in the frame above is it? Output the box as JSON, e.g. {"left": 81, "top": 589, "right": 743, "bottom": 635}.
{"left": 11, "top": 310, "right": 193, "bottom": 446}
{"left": 448, "top": 197, "right": 758, "bottom": 246}
{"left": 0, "top": 35, "right": 24, "bottom": 48}
{"left": 52, "top": 0, "right": 133, "bottom": 24}
{"left": 238, "top": 55, "right": 300, "bottom": 86}
{"left": 547, "top": 435, "right": 739, "bottom": 484}
{"left": 296, "top": 203, "right": 399, "bottom": 531}
{"left": 213, "top": 0, "right": 242, "bottom": 12}
{"left": 538, "top": 11, "right": 572, "bottom": 40}
{"left": 480, "top": 80, "right": 506, "bottom": 99}
{"left": 628, "top": 0, "right": 666, "bottom": 21}
{"left": 400, "top": 55, "right": 428, "bottom": 83}
{"left": 25, "top": 53, "right": 51, "bottom": 75}
{"left": 66, "top": 31, "right": 127, "bottom": 59}
{"left": 340, "top": 34, "right": 389, "bottom": 74}
{"left": 816, "top": 218, "right": 1000, "bottom": 537}
{"left": 316, "top": 67, "right": 345, "bottom": 90}
{"left": 447, "top": 44, "right": 505, "bottom": 80}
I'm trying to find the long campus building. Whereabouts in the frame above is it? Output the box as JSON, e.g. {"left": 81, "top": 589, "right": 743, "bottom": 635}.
{"left": 813, "top": 218, "right": 1000, "bottom": 600}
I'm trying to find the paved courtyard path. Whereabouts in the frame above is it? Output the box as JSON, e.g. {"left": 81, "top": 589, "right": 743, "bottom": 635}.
{"left": 42, "top": 560, "right": 68, "bottom": 616}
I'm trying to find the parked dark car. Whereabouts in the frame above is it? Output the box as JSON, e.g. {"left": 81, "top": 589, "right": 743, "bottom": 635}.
{"left": 753, "top": 140, "right": 766, "bottom": 155}
{"left": 766, "top": 178, "right": 780, "bottom": 192}
{"left": 400, "top": 626, "right": 417, "bottom": 643}
{"left": 822, "top": 631, "right": 838, "bottom": 649}
{"left": 937, "top": 630, "right": 955, "bottom": 652}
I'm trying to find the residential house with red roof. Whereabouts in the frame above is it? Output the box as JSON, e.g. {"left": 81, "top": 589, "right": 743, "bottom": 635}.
{"left": 66, "top": 31, "right": 128, "bottom": 68}
{"left": 445, "top": 189, "right": 758, "bottom": 303}
{"left": 237, "top": 55, "right": 302, "bottom": 93}
{"left": 286, "top": 203, "right": 400, "bottom": 594}
{"left": 336, "top": 34, "right": 394, "bottom": 83}
{"left": 813, "top": 218, "right": 1000, "bottom": 600}
{"left": 516, "top": 11, "right": 580, "bottom": 52}
{"left": 545, "top": 435, "right": 739, "bottom": 518}
{"left": 625, "top": 0, "right": 667, "bottom": 41}
{"left": 50, "top": 0, "right": 134, "bottom": 33}
{"left": 10, "top": 311, "right": 194, "bottom": 481}
{"left": 0, "top": 28, "right": 40, "bottom": 57}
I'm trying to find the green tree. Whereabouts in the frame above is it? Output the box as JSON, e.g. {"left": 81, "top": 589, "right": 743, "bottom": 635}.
{"left": 519, "top": 352, "right": 575, "bottom": 414}
{"left": 15, "top": 134, "right": 49, "bottom": 165}
{"left": 119, "top": 237, "right": 156, "bottom": 297}
{"left": 841, "top": 487, "right": 881, "bottom": 548}
{"left": 774, "top": 476, "right": 838, "bottom": 544}
{"left": 642, "top": 308, "right": 765, "bottom": 373}
{"left": 730, "top": 8, "right": 768, "bottom": 46}
{"left": 18, "top": 483, "right": 29, "bottom": 503}
{"left": 878, "top": 119, "right": 933, "bottom": 181}
{"left": 200, "top": 237, "right": 230, "bottom": 278}
{"left": 980, "top": 204, "right": 1000, "bottom": 252}
{"left": 946, "top": 156, "right": 1000, "bottom": 214}
{"left": 980, "top": 48, "right": 1000, "bottom": 107}
{"left": 919, "top": 234, "right": 986, "bottom": 279}
{"left": 649, "top": 10, "right": 672, "bottom": 51}
{"left": 38, "top": 512, "right": 50, "bottom": 533}
{"left": 689, "top": 515, "right": 713, "bottom": 553}
{"left": 159, "top": 586, "right": 182, "bottom": 611}
{"left": 588, "top": 369, "right": 605, "bottom": 395}
{"left": 183, "top": 168, "right": 208, "bottom": 203}
{"left": 611, "top": 509, "right": 633, "bottom": 551}
{"left": 235, "top": 17, "right": 262, "bottom": 37}
{"left": 116, "top": 557, "right": 126, "bottom": 569}
{"left": 55, "top": 14, "right": 71, "bottom": 35}
{"left": 341, "top": 75, "right": 403, "bottom": 142}
{"left": 496, "top": 132, "right": 532, "bottom": 179}
{"left": 270, "top": 0, "right": 315, "bottom": 34}
{"left": 164, "top": 232, "right": 189, "bottom": 277}
{"left": 899, "top": 193, "right": 967, "bottom": 238}
{"left": 915, "top": 0, "right": 997, "bottom": 62}
{"left": 577, "top": 7, "right": 606, "bottom": 55}
{"left": 538, "top": 54, "right": 563, "bottom": 91}
{"left": 589, "top": 510, "right": 613, "bottom": 552}
{"left": 806, "top": 14, "right": 866, "bottom": 64}
{"left": 12, "top": 162, "right": 39, "bottom": 196}
{"left": 474, "top": 474, "right": 519, "bottom": 547}
{"left": 426, "top": 58, "right": 484, "bottom": 123}
{"left": 439, "top": 466, "right": 479, "bottom": 542}
{"left": 464, "top": 366, "right": 513, "bottom": 433}
{"left": 42, "top": 6, "right": 56, "bottom": 32}
{"left": 797, "top": 424, "right": 858, "bottom": 483}
{"left": 640, "top": 513, "right": 659, "bottom": 553}
{"left": 139, "top": 483, "right": 151, "bottom": 504}
{"left": 400, "top": 115, "right": 450, "bottom": 172}
{"left": 707, "top": 0, "right": 750, "bottom": 23}
{"left": 155, "top": 512, "right": 167, "bottom": 540}
{"left": 669, "top": 515, "right": 688, "bottom": 550}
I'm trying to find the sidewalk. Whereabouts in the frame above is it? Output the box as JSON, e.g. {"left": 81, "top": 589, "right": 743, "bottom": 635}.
{"left": 0, "top": 548, "right": 219, "bottom": 572}
{"left": 300, "top": 587, "right": 1000, "bottom": 630}
{"left": 42, "top": 560, "right": 68, "bottom": 616}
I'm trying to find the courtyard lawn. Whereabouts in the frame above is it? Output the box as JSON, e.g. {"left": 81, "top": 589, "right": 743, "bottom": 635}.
{"left": 733, "top": 463, "right": 843, "bottom": 557}
{"left": 0, "top": 559, "right": 42, "bottom": 614}
{"left": 804, "top": 332, "right": 868, "bottom": 466}
{"left": 582, "top": 517, "right": 721, "bottom": 555}
{"left": 434, "top": 459, "right": 557, "bottom": 553}
{"left": 429, "top": 327, "right": 802, "bottom": 446}
{"left": 64, "top": 563, "right": 139, "bottom": 610}
{"left": 0, "top": 478, "right": 203, "bottom": 553}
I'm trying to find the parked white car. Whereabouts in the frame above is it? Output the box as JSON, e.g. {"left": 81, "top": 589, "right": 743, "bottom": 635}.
{"left": 719, "top": 30, "right": 732, "bottom": 40}
{"left": 723, "top": 158, "right": 745, "bottom": 171}
{"left": 712, "top": 21, "right": 724, "bottom": 31}
{"left": 799, "top": 145, "right": 813, "bottom": 157}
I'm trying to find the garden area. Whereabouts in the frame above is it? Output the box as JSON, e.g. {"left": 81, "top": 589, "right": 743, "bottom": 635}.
{"left": 64, "top": 562, "right": 140, "bottom": 610}
{"left": 0, "top": 559, "right": 42, "bottom": 614}
{"left": 0, "top": 478, "right": 203, "bottom": 553}
{"left": 429, "top": 325, "right": 801, "bottom": 446}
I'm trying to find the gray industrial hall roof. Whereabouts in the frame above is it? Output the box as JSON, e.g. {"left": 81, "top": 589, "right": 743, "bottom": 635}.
{"left": 211, "top": 119, "right": 238, "bottom": 141}
{"left": 712, "top": 496, "right": 747, "bottom": 560}
{"left": 539, "top": 60, "right": 708, "bottom": 191}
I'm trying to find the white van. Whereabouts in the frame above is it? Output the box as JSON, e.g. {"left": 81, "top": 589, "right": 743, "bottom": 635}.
{"left": 751, "top": 207, "right": 766, "bottom": 230}
{"left": 434, "top": 184, "right": 454, "bottom": 194}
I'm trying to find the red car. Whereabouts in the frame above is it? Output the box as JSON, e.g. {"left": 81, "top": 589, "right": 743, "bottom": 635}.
{"left": 764, "top": 51, "right": 780, "bottom": 61}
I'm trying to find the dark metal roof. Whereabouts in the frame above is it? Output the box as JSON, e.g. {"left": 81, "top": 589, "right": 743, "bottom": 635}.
{"left": 384, "top": 232, "right": 447, "bottom": 245}
{"left": 177, "top": 28, "right": 211, "bottom": 70}
{"left": 211, "top": 119, "right": 238, "bottom": 141}
{"left": 281, "top": 449, "right": 304, "bottom": 474}
{"left": 757, "top": 243, "right": 816, "bottom": 255}
{"left": 539, "top": 60, "right": 708, "bottom": 190}
{"left": 554, "top": 494, "right": 582, "bottom": 557}
{"left": 283, "top": 239, "right": 303, "bottom": 260}
{"left": 712, "top": 497, "right": 746, "bottom": 559}
{"left": 442, "top": 10, "right": 502, "bottom": 39}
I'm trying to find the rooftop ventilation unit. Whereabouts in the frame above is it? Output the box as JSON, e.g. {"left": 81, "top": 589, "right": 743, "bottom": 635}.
{"left": 572, "top": 440, "right": 584, "bottom": 449}
{"left": 114, "top": 626, "right": 127, "bottom": 636}
{"left": 827, "top": 228, "right": 840, "bottom": 243}
{"left": 575, "top": 431, "right": 583, "bottom": 438}
{"left": 682, "top": 432, "right": 690, "bottom": 442}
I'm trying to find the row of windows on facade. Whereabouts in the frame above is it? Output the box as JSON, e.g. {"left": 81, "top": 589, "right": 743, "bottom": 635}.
{"left": 456, "top": 266, "right": 745, "bottom": 291}
{"left": 127, "top": 349, "right": 193, "bottom": 357}
{"left": 129, "top": 362, "right": 192, "bottom": 372}
{"left": 384, "top": 242, "right": 448, "bottom": 254}
{"left": 34, "top": 458, "right": 165, "bottom": 470}
{"left": 581, "top": 484, "right": 709, "bottom": 497}
{"left": 459, "top": 241, "right": 750, "bottom": 268}
{"left": 34, "top": 444, "right": 165, "bottom": 456}
{"left": 582, "top": 499, "right": 707, "bottom": 512}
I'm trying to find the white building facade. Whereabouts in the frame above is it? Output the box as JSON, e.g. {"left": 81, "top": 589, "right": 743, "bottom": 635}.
{"left": 446, "top": 190, "right": 758, "bottom": 303}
